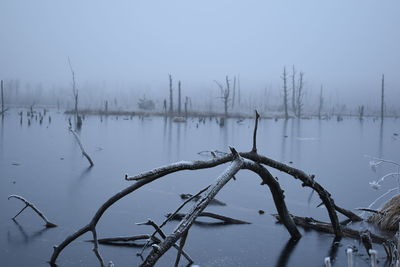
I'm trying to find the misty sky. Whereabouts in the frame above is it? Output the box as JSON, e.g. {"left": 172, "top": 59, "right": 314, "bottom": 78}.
{"left": 1, "top": 0, "right": 399, "bottom": 104}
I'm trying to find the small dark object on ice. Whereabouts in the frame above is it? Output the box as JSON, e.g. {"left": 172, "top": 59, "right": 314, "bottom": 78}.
{"left": 258, "top": 209, "right": 265, "bottom": 215}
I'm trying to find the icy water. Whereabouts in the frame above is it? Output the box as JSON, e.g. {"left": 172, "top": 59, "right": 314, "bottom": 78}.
{"left": 0, "top": 110, "right": 399, "bottom": 266}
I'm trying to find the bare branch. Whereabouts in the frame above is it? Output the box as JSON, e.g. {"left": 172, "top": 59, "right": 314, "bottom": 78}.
{"left": 141, "top": 154, "right": 244, "bottom": 266}
{"left": 69, "top": 126, "right": 94, "bottom": 167}
{"left": 8, "top": 195, "right": 57, "bottom": 228}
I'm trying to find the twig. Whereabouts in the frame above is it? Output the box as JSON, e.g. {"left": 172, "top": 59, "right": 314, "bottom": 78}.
{"left": 69, "top": 126, "right": 94, "bottom": 167}
{"left": 8, "top": 195, "right": 57, "bottom": 228}
{"left": 166, "top": 212, "right": 251, "bottom": 224}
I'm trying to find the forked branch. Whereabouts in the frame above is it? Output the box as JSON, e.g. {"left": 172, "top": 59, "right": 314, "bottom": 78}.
{"left": 8, "top": 195, "right": 57, "bottom": 228}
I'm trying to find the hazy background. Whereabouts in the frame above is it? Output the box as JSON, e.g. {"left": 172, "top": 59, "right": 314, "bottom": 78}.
{"left": 0, "top": 0, "right": 399, "bottom": 110}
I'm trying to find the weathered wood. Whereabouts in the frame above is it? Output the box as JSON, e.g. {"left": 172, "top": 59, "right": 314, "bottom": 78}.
{"left": 8, "top": 195, "right": 57, "bottom": 228}
{"left": 140, "top": 149, "right": 244, "bottom": 266}
{"left": 49, "top": 149, "right": 239, "bottom": 264}
{"left": 136, "top": 220, "right": 193, "bottom": 264}
{"left": 243, "top": 160, "right": 301, "bottom": 239}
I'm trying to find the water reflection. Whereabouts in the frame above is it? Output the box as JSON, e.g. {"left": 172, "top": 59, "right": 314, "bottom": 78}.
{"left": 379, "top": 121, "right": 384, "bottom": 159}
{"left": 280, "top": 119, "right": 288, "bottom": 162}
{"left": 275, "top": 238, "right": 299, "bottom": 267}
{"left": 7, "top": 219, "right": 49, "bottom": 245}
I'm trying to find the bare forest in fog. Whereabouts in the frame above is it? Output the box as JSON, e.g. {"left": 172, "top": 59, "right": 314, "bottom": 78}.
{"left": 1, "top": 68, "right": 399, "bottom": 120}
{"left": 1, "top": 1, "right": 400, "bottom": 267}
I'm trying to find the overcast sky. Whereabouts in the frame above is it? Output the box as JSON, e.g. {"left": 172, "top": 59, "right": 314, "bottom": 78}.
{"left": 0, "top": 0, "right": 399, "bottom": 104}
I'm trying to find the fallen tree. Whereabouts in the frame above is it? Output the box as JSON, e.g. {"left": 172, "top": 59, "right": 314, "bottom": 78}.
{"left": 49, "top": 111, "right": 373, "bottom": 266}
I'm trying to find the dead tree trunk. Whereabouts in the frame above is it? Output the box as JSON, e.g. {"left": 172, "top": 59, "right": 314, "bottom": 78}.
{"left": 224, "top": 76, "right": 230, "bottom": 117}
{"left": 214, "top": 76, "right": 230, "bottom": 118}
{"left": 184, "top": 97, "right": 188, "bottom": 118}
{"left": 68, "top": 57, "right": 80, "bottom": 128}
{"left": 318, "top": 85, "right": 323, "bottom": 119}
{"left": 358, "top": 105, "right": 364, "bottom": 120}
{"left": 381, "top": 74, "right": 385, "bottom": 121}
{"left": 169, "top": 74, "right": 173, "bottom": 115}
{"left": 291, "top": 65, "right": 296, "bottom": 114}
{"left": 178, "top": 81, "right": 181, "bottom": 116}
{"left": 282, "top": 67, "right": 289, "bottom": 119}
{"left": 231, "top": 76, "right": 236, "bottom": 109}
{"left": 1, "top": 79, "right": 4, "bottom": 116}
{"left": 296, "top": 72, "right": 304, "bottom": 118}
{"left": 237, "top": 74, "right": 241, "bottom": 106}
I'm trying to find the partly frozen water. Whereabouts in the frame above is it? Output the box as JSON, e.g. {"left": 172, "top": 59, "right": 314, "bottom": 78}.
{"left": 0, "top": 110, "right": 399, "bottom": 266}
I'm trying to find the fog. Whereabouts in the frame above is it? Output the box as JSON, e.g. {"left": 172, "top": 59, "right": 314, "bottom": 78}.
{"left": 1, "top": 0, "right": 399, "bottom": 110}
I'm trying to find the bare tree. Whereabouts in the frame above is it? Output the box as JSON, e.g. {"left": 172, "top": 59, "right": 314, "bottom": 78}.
{"left": 231, "top": 76, "right": 236, "bottom": 109}
{"left": 214, "top": 76, "right": 231, "bottom": 117}
{"left": 296, "top": 72, "right": 304, "bottom": 118}
{"left": 169, "top": 74, "right": 173, "bottom": 114}
{"left": 178, "top": 81, "right": 181, "bottom": 116}
{"left": 68, "top": 57, "right": 81, "bottom": 128}
{"left": 318, "top": 85, "right": 324, "bottom": 120}
{"left": 358, "top": 105, "right": 364, "bottom": 120}
{"left": 281, "top": 67, "right": 289, "bottom": 119}
{"left": 237, "top": 74, "right": 241, "bottom": 106}
{"left": 1, "top": 80, "right": 4, "bottom": 116}
{"left": 381, "top": 74, "right": 385, "bottom": 121}
{"left": 291, "top": 65, "right": 296, "bottom": 114}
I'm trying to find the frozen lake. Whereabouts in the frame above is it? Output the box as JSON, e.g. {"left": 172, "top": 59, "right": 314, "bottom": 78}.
{"left": 0, "top": 109, "right": 399, "bottom": 266}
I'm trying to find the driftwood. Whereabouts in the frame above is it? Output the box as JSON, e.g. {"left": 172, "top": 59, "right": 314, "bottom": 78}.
{"left": 68, "top": 126, "right": 94, "bottom": 167}
{"left": 8, "top": 195, "right": 57, "bottom": 228}
{"left": 136, "top": 219, "right": 194, "bottom": 264}
{"left": 140, "top": 148, "right": 244, "bottom": 266}
{"left": 166, "top": 212, "right": 251, "bottom": 225}
{"left": 49, "top": 111, "right": 365, "bottom": 266}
